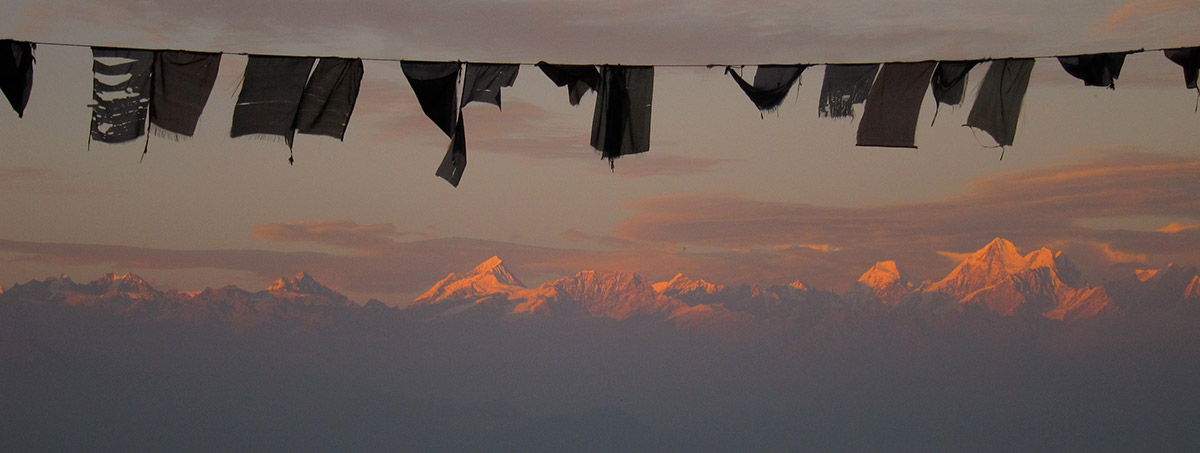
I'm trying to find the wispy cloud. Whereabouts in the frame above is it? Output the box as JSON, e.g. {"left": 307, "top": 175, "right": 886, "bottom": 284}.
{"left": 250, "top": 220, "right": 427, "bottom": 250}
{"left": 1092, "top": 0, "right": 1196, "bottom": 36}
{"left": 614, "top": 152, "right": 1200, "bottom": 281}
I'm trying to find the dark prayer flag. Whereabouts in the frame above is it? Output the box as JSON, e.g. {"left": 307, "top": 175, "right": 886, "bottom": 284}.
{"left": 1058, "top": 52, "right": 1126, "bottom": 89}
{"left": 150, "top": 51, "right": 221, "bottom": 139}
{"left": 857, "top": 61, "right": 937, "bottom": 148}
{"left": 401, "top": 61, "right": 460, "bottom": 137}
{"left": 402, "top": 61, "right": 466, "bottom": 186}
{"left": 461, "top": 63, "right": 519, "bottom": 108}
{"left": 819, "top": 64, "right": 879, "bottom": 118}
{"left": 1164, "top": 47, "right": 1200, "bottom": 89}
{"left": 931, "top": 61, "right": 978, "bottom": 107}
{"left": 296, "top": 58, "right": 364, "bottom": 140}
{"left": 230, "top": 55, "right": 315, "bottom": 147}
{"left": 966, "top": 58, "right": 1034, "bottom": 148}
{"left": 536, "top": 62, "right": 600, "bottom": 106}
{"left": 435, "top": 112, "right": 467, "bottom": 187}
{"left": 0, "top": 40, "right": 35, "bottom": 118}
{"left": 726, "top": 65, "right": 807, "bottom": 113}
{"left": 591, "top": 65, "right": 654, "bottom": 165}
{"left": 91, "top": 47, "right": 155, "bottom": 144}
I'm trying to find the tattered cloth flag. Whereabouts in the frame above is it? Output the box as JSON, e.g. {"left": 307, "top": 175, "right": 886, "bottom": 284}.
{"left": 1058, "top": 52, "right": 1126, "bottom": 89}
{"left": 966, "top": 58, "right": 1034, "bottom": 148}
{"left": 230, "top": 55, "right": 315, "bottom": 148}
{"left": 857, "top": 61, "right": 937, "bottom": 148}
{"left": 818, "top": 64, "right": 879, "bottom": 118}
{"left": 402, "top": 61, "right": 465, "bottom": 186}
{"left": 1164, "top": 47, "right": 1200, "bottom": 89}
{"left": 91, "top": 47, "right": 155, "bottom": 144}
{"left": 929, "top": 60, "right": 978, "bottom": 124}
{"left": 401, "top": 61, "right": 460, "bottom": 136}
{"left": 0, "top": 40, "right": 35, "bottom": 118}
{"left": 150, "top": 51, "right": 221, "bottom": 139}
{"left": 726, "top": 64, "right": 807, "bottom": 114}
{"left": 591, "top": 65, "right": 654, "bottom": 168}
{"left": 931, "top": 61, "right": 978, "bottom": 106}
{"left": 436, "top": 112, "right": 467, "bottom": 186}
{"left": 536, "top": 62, "right": 600, "bottom": 106}
{"left": 461, "top": 63, "right": 519, "bottom": 108}
{"left": 296, "top": 58, "right": 364, "bottom": 140}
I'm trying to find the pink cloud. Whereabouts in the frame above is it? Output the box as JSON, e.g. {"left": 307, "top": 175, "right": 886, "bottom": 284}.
{"left": 613, "top": 152, "right": 1200, "bottom": 282}
{"left": 1093, "top": 0, "right": 1194, "bottom": 35}
{"left": 1158, "top": 222, "right": 1199, "bottom": 233}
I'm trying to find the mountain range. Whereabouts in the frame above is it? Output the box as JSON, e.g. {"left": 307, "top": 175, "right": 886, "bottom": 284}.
{"left": 5, "top": 238, "right": 1200, "bottom": 452}
{"left": 406, "top": 238, "right": 1196, "bottom": 323}
{"left": 2, "top": 238, "right": 1197, "bottom": 328}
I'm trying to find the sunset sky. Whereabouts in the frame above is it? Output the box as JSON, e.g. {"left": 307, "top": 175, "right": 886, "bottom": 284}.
{"left": 2, "top": 0, "right": 1199, "bottom": 304}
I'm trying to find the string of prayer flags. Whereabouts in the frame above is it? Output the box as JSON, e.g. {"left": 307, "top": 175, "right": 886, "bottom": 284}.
{"left": 230, "top": 55, "right": 315, "bottom": 151}
{"left": 726, "top": 65, "right": 807, "bottom": 114}
{"left": 1058, "top": 52, "right": 1126, "bottom": 89}
{"left": 818, "top": 64, "right": 879, "bottom": 118}
{"left": 856, "top": 61, "right": 937, "bottom": 148}
{"left": 296, "top": 58, "right": 364, "bottom": 140}
{"left": 537, "top": 62, "right": 600, "bottom": 106}
{"left": 966, "top": 59, "right": 1035, "bottom": 148}
{"left": 90, "top": 47, "right": 155, "bottom": 145}
{"left": 150, "top": 51, "right": 221, "bottom": 139}
{"left": 0, "top": 40, "right": 35, "bottom": 118}
{"left": 591, "top": 65, "right": 654, "bottom": 168}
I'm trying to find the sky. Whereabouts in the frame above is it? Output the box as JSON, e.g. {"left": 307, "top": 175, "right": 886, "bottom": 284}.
{"left": 2, "top": 0, "right": 1200, "bottom": 305}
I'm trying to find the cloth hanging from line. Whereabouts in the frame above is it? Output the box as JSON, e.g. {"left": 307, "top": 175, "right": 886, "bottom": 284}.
{"left": 402, "top": 61, "right": 466, "bottom": 186}
{"left": 931, "top": 61, "right": 978, "bottom": 107}
{"left": 230, "top": 55, "right": 315, "bottom": 147}
{"left": 461, "top": 63, "right": 519, "bottom": 108}
{"left": 1164, "top": 47, "right": 1200, "bottom": 89}
{"left": 436, "top": 112, "right": 467, "bottom": 187}
{"left": 91, "top": 47, "right": 155, "bottom": 144}
{"left": 536, "top": 62, "right": 600, "bottom": 106}
{"left": 857, "top": 61, "right": 937, "bottom": 148}
{"left": 295, "top": 57, "right": 364, "bottom": 140}
{"left": 1058, "top": 52, "right": 1126, "bottom": 89}
{"left": 966, "top": 58, "right": 1034, "bottom": 148}
{"left": 0, "top": 40, "right": 35, "bottom": 118}
{"left": 150, "top": 51, "right": 220, "bottom": 139}
{"left": 591, "top": 65, "right": 654, "bottom": 166}
{"left": 818, "top": 63, "right": 879, "bottom": 118}
{"left": 401, "top": 61, "right": 460, "bottom": 137}
{"left": 726, "top": 64, "right": 807, "bottom": 113}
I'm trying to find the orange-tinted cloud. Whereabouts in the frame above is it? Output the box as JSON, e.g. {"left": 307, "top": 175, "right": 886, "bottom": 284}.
{"left": 614, "top": 153, "right": 1200, "bottom": 282}
{"left": 1096, "top": 242, "right": 1148, "bottom": 263}
{"left": 1093, "top": 0, "right": 1194, "bottom": 35}
{"left": 250, "top": 220, "right": 425, "bottom": 249}
{"left": 1158, "top": 222, "right": 1199, "bottom": 233}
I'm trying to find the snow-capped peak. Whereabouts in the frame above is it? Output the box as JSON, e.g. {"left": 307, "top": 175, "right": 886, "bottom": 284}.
{"left": 470, "top": 256, "right": 524, "bottom": 287}
{"left": 1135, "top": 269, "right": 1159, "bottom": 282}
{"left": 653, "top": 273, "right": 722, "bottom": 296}
{"left": 1185, "top": 276, "right": 1200, "bottom": 300}
{"left": 925, "top": 238, "right": 1027, "bottom": 297}
{"left": 411, "top": 256, "right": 526, "bottom": 306}
{"left": 268, "top": 271, "right": 327, "bottom": 294}
{"left": 857, "top": 261, "right": 903, "bottom": 288}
